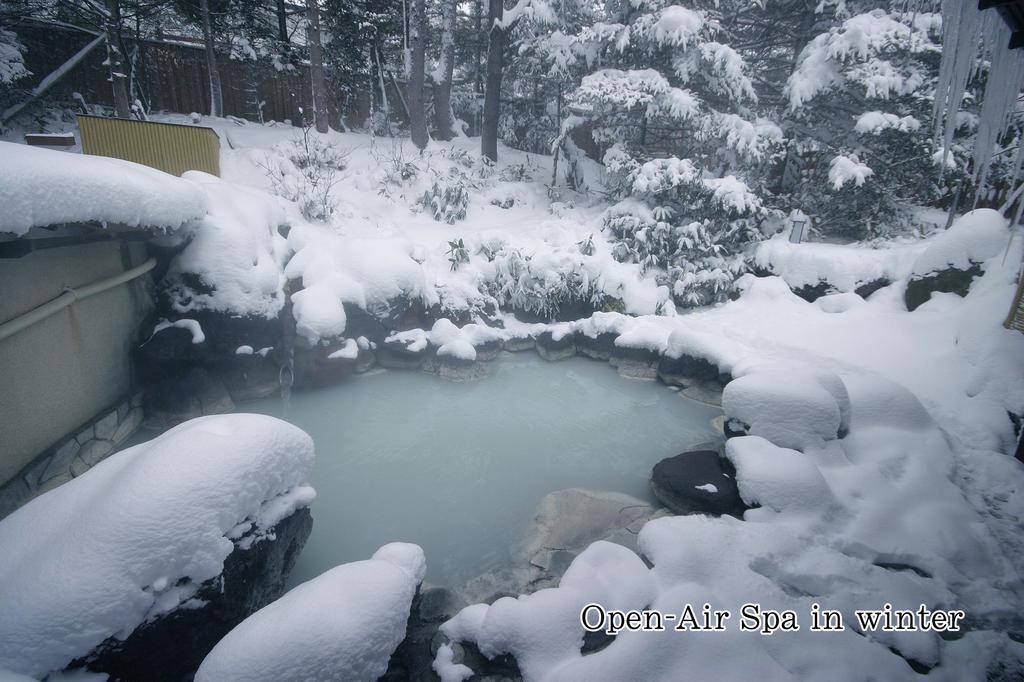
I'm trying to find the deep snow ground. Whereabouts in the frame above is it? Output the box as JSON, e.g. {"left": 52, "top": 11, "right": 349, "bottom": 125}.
{"left": 4, "top": 114, "right": 1024, "bottom": 679}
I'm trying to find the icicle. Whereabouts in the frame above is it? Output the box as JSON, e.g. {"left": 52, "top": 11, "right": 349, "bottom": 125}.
{"left": 973, "top": 17, "right": 1024, "bottom": 198}
{"left": 934, "top": 0, "right": 982, "bottom": 171}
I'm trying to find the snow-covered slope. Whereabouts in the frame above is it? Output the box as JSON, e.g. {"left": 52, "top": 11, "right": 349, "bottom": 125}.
{"left": 0, "top": 414, "right": 316, "bottom": 679}
{"left": 0, "top": 141, "right": 206, "bottom": 237}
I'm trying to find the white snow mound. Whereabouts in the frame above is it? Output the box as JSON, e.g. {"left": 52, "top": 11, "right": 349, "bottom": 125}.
{"left": 195, "top": 543, "right": 426, "bottom": 682}
{"left": 911, "top": 209, "right": 1010, "bottom": 276}
{"left": 0, "top": 141, "right": 206, "bottom": 236}
{"left": 722, "top": 368, "right": 844, "bottom": 450}
{"left": 0, "top": 414, "right": 315, "bottom": 679}
{"left": 725, "top": 436, "right": 834, "bottom": 513}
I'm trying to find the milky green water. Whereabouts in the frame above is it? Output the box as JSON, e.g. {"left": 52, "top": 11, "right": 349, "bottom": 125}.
{"left": 245, "top": 353, "right": 722, "bottom": 588}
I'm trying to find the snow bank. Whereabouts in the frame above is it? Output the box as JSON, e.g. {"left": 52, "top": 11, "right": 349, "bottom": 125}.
{"left": 438, "top": 365, "right": 1019, "bottom": 679}
{"left": 753, "top": 233, "right": 925, "bottom": 292}
{"left": 164, "top": 172, "right": 290, "bottom": 319}
{"left": 910, "top": 209, "right": 1010, "bottom": 276}
{"left": 196, "top": 543, "right": 424, "bottom": 682}
{"left": 0, "top": 141, "right": 206, "bottom": 237}
{"left": 0, "top": 414, "right": 315, "bottom": 679}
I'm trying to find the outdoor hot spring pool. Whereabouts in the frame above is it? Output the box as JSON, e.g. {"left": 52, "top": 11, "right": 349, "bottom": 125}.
{"left": 245, "top": 353, "right": 723, "bottom": 588}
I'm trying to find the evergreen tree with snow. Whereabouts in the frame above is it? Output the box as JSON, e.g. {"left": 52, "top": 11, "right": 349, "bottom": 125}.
{"left": 539, "top": 0, "right": 783, "bottom": 306}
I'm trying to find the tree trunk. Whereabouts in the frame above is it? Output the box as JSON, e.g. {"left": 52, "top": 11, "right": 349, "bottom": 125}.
{"left": 276, "top": 0, "right": 289, "bottom": 43}
{"left": 474, "top": 0, "right": 482, "bottom": 134}
{"left": 306, "top": 0, "right": 329, "bottom": 133}
{"left": 199, "top": 0, "right": 223, "bottom": 117}
{"left": 434, "top": 0, "right": 458, "bottom": 139}
{"left": 104, "top": 0, "right": 131, "bottom": 118}
{"left": 407, "top": 0, "right": 428, "bottom": 149}
{"left": 481, "top": 0, "right": 504, "bottom": 162}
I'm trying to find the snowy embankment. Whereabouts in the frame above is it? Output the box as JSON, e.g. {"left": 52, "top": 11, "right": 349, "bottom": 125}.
{"left": 4, "top": 117, "right": 1022, "bottom": 678}
{"left": 196, "top": 542, "right": 425, "bottom": 682}
{"left": 0, "top": 414, "right": 315, "bottom": 679}
{"left": 433, "top": 227, "right": 1024, "bottom": 679}
{"left": 0, "top": 141, "right": 206, "bottom": 237}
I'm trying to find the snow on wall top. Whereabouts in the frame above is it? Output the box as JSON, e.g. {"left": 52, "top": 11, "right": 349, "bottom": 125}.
{"left": 0, "top": 414, "right": 315, "bottom": 679}
{"left": 0, "top": 141, "right": 207, "bottom": 237}
{"left": 196, "top": 543, "right": 425, "bottom": 682}
{"left": 163, "top": 171, "right": 291, "bottom": 320}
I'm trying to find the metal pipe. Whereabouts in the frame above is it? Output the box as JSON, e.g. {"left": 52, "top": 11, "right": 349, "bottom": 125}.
{"left": 0, "top": 257, "right": 156, "bottom": 342}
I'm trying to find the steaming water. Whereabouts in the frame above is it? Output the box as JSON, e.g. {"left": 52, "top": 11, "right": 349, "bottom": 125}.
{"left": 245, "top": 353, "right": 722, "bottom": 588}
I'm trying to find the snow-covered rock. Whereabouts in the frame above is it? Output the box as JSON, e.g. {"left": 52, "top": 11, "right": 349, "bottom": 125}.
{"left": 910, "top": 209, "right": 1010, "bottom": 277}
{"left": 0, "top": 414, "right": 315, "bottom": 679}
{"left": 650, "top": 449, "right": 745, "bottom": 516}
{"left": 441, "top": 541, "right": 654, "bottom": 681}
{"left": 725, "top": 436, "right": 834, "bottom": 514}
{"left": 195, "top": 543, "right": 426, "bottom": 682}
{"left": 0, "top": 141, "right": 206, "bottom": 237}
{"left": 722, "top": 367, "right": 846, "bottom": 450}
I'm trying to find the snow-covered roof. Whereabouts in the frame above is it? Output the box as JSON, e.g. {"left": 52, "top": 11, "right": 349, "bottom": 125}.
{"left": 0, "top": 141, "right": 207, "bottom": 237}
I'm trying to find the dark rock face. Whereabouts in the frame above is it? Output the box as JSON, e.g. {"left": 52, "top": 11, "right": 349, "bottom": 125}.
{"left": 791, "top": 281, "right": 835, "bottom": 303}
{"left": 343, "top": 303, "right": 390, "bottom": 343}
{"left": 575, "top": 332, "right": 619, "bottom": 361}
{"left": 217, "top": 352, "right": 281, "bottom": 402}
{"left": 143, "top": 367, "right": 235, "bottom": 430}
{"left": 80, "top": 507, "right": 313, "bottom": 682}
{"left": 377, "top": 337, "right": 430, "bottom": 370}
{"left": 136, "top": 326, "right": 204, "bottom": 380}
{"left": 610, "top": 344, "right": 660, "bottom": 377}
{"left": 474, "top": 339, "right": 503, "bottom": 362}
{"left": 383, "top": 586, "right": 468, "bottom": 682}
{"left": 651, "top": 450, "right": 747, "bottom": 517}
{"left": 535, "top": 331, "right": 576, "bottom": 361}
{"left": 657, "top": 353, "right": 722, "bottom": 385}
{"left": 854, "top": 278, "right": 891, "bottom": 299}
{"left": 723, "top": 418, "right": 749, "bottom": 439}
{"left": 905, "top": 263, "right": 983, "bottom": 312}
{"left": 292, "top": 340, "right": 372, "bottom": 388}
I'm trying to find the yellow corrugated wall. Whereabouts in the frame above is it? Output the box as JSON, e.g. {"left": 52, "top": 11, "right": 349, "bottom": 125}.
{"left": 78, "top": 115, "right": 220, "bottom": 177}
{"left": 1005, "top": 273, "right": 1024, "bottom": 333}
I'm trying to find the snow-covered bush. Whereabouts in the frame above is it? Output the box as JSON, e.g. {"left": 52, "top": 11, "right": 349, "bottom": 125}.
{"left": 261, "top": 126, "right": 349, "bottom": 222}
{"left": 0, "top": 27, "right": 29, "bottom": 88}
{"left": 481, "top": 245, "right": 616, "bottom": 321}
{"left": 419, "top": 169, "right": 471, "bottom": 223}
{"left": 602, "top": 165, "right": 766, "bottom": 306}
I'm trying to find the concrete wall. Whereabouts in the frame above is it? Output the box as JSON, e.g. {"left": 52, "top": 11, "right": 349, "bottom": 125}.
{"left": 0, "top": 240, "right": 154, "bottom": 486}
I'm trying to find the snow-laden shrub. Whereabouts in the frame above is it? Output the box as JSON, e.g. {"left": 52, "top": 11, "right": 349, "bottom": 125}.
{"left": 0, "top": 27, "right": 29, "bottom": 87}
{"left": 602, "top": 159, "right": 766, "bottom": 307}
{"left": 482, "top": 246, "right": 614, "bottom": 321}
{"left": 419, "top": 169, "right": 470, "bottom": 223}
{"left": 260, "top": 126, "right": 348, "bottom": 222}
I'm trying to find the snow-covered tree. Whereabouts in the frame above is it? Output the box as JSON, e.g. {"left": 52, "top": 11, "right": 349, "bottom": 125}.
{"left": 537, "top": 1, "right": 782, "bottom": 306}
{"left": 0, "top": 26, "right": 29, "bottom": 87}
{"left": 785, "top": 7, "right": 958, "bottom": 238}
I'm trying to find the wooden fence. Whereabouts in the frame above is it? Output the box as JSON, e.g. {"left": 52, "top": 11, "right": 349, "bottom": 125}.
{"left": 5, "top": 20, "right": 370, "bottom": 128}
